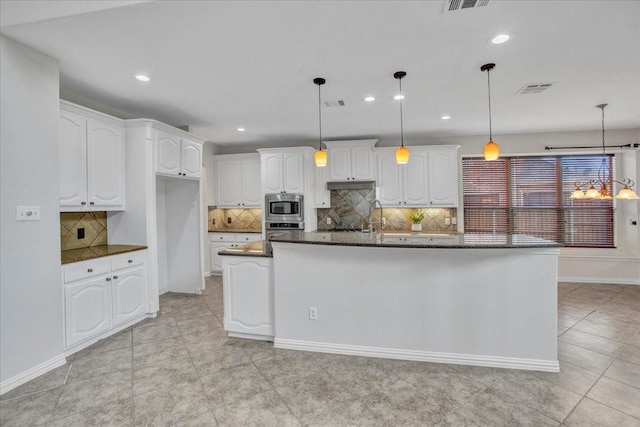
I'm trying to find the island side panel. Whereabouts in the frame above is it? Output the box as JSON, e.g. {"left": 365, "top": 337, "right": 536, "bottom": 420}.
{"left": 271, "top": 243, "right": 559, "bottom": 372}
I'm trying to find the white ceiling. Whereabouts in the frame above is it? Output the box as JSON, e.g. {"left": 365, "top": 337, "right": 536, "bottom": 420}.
{"left": 1, "top": 0, "right": 639, "bottom": 147}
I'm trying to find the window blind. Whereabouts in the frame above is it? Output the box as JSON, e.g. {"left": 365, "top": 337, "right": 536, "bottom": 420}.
{"left": 462, "top": 155, "right": 614, "bottom": 248}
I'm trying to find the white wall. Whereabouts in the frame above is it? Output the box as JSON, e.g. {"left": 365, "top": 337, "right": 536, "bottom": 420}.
{"left": 0, "top": 36, "right": 64, "bottom": 387}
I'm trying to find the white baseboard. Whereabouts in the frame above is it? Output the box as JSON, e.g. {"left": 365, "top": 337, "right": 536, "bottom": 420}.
{"left": 229, "top": 331, "right": 274, "bottom": 342}
{"left": 274, "top": 338, "right": 560, "bottom": 373}
{"left": 559, "top": 276, "right": 639, "bottom": 285}
{"left": 0, "top": 354, "right": 67, "bottom": 396}
{"left": 158, "top": 286, "right": 169, "bottom": 295}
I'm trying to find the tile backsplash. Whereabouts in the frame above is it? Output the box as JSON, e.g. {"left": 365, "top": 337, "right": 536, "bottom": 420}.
{"left": 60, "top": 212, "right": 108, "bottom": 250}
{"left": 209, "top": 208, "right": 262, "bottom": 232}
{"left": 317, "top": 189, "right": 457, "bottom": 232}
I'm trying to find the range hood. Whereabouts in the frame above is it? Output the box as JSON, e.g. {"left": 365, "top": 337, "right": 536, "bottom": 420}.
{"left": 326, "top": 180, "right": 376, "bottom": 190}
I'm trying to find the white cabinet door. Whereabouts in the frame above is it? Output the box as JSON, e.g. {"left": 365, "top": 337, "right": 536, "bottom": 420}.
{"left": 282, "top": 152, "right": 304, "bottom": 193}
{"left": 427, "top": 149, "right": 459, "bottom": 206}
{"left": 112, "top": 266, "right": 147, "bottom": 327}
{"left": 216, "top": 159, "right": 243, "bottom": 207}
{"left": 156, "top": 131, "right": 181, "bottom": 176}
{"left": 262, "top": 154, "right": 283, "bottom": 194}
{"left": 351, "top": 146, "right": 375, "bottom": 180}
{"left": 223, "top": 257, "right": 274, "bottom": 337}
{"left": 180, "top": 139, "right": 202, "bottom": 178}
{"left": 241, "top": 157, "right": 262, "bottom": 207}
{"left": 403, "top": 149, "right": 430, "bottom": 206}
{"left": 314, "top": 164, "right": 330, "bottom": 208}
{"left": 87, "top": 118, "right": 125, "bottom": 208}
{"left": 65, "top": 276, "right": 113, "bottom": 347}
{"left": 328, "top": 146, "right": 351, "bottom": 181}
{"left": 59, "top": 110, "right": 88, "bottom": 208}
{"left": 210, "top": 242, "right": 230, "bottom": 275}
{"left": 376, "top": 150, "right": 403, "bottom": 206}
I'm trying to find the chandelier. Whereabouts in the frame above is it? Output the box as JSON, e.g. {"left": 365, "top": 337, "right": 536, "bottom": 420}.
{"left": 569, "top": 104, "right": 639, "bottom": 200}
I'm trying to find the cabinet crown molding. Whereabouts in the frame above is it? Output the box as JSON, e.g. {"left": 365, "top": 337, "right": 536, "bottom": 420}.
{"left": 124, "top": 119, "right": 206, "bottom": 143}
{"left": 60, "top": 100, "right": 124, "bottom": 127}
{"left": 323, "top": 139, "right": 378, "bottom": 149}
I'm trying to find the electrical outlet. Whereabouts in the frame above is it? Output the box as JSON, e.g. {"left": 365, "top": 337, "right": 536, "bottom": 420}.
{"left": 326, "top": 217, "right": 331, "bottom": 225}
{"left": 77, "top": 228, "right": 85, "bottom": 239}
{"left": 227, "top": 217, "right": 232, "bottom": 224}
{"left": 309, "top": 307, "right": 318, "bottom": 320}
{"left": 16, "top": 206, "right": 40, "bottom": 221}
{"left": 451, "top": 217, "right": 457, "bottom": 225}
{"left": 445, "top": 218, "right": 451, "bottom": 225}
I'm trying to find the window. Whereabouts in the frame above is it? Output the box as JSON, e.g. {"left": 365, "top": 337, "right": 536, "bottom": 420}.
{"left": 462, "top": 155, "right": 615, "bottom": 248}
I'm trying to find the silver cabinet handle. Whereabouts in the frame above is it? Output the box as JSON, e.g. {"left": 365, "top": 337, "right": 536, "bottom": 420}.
{"left": 89, "top": 201, "right": 95, "bottom": 205}
{"left": 128, "top": 259, "right": 133, "bottom": 263}
{"left": 87, "top": 268, "right": 93, "bottom": 273}
{"left": 113, "top": 275, "right": 118, "bottom": 280}
{"left": 106, "top": 277, "right": 111, "bottom": 281}
{"left": 81, "top": 201, "right": 87, "bottom": 205}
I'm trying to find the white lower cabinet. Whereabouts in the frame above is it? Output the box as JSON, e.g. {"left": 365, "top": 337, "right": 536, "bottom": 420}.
{"left": 64, "top": 276, "right": 113, "bottom": 347}
{"left": 63, "top": 250, "right": 148, "bottom": 350}
{"left": 222, "top": 256, "right": 274, "bottom": 339}
{"left": 209, "top": 233, "right": 261, "bottom": 275}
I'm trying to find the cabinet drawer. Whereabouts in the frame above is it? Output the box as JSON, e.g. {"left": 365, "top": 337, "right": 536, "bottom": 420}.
{"left": 210, "top": 233, "right": 235, "bottom": 243}
{"left": 234, "top": 233, "right": 261, "bottom": 243}
{"left": 64, "top": 259, "right": 110, "bottom": 283}
{"left": 111, "top": 251, "right": 146, "bottom": 271}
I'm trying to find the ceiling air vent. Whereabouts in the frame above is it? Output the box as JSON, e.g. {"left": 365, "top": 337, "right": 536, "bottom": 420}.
{"left": 516, "top": 83, "right": 555, "bottom": 95}
{"left": 444, "top": 0, "right": 489, "bottom": 13}
{"left": 324, "top": 100, "right": 345, "bottom": 107}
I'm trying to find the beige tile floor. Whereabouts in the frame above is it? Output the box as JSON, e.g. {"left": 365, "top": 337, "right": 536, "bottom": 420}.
{"left": 1, "top": 278, "right": 639, "bottom": 426}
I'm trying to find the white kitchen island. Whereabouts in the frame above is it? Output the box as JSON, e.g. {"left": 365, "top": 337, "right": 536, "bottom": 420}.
{"left": 269, "top": 232, "right": 562, "bottom": 372}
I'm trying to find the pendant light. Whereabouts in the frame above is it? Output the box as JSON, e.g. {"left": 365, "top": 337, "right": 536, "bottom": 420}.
{"left": 313, "top": 77, "right": 327, "bottom": 167}
{"left": 569, "top": 104, "right": 639, "bottom": 200}
{"left": 480, "top": 63, "right": 499, "bottom": 161}
{"left": 394, "top": 71, "right": 409, "bottom": 164}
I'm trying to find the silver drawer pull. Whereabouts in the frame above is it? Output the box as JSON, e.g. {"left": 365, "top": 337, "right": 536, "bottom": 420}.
{"left": 87, "top": 268, "right": 93, "bottom": 273}
{"left": 128, "top": 259, "right": 133, "bottom": 263}
{"left": 106, "top": 277, "right": 111, "bottom": 281}
{"left": 113, "top": 275, "right": 118, "bottom": 280}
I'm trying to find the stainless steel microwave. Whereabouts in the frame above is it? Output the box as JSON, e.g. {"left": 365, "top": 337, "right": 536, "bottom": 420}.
{"left": 265, "top": 193, "right": 303, "bottom": 222}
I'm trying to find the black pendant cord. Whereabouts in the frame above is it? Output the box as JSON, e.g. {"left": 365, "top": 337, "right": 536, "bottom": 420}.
{"left": 487, "top": 68, "right": 493, "bottom": 142}
{"left": 601, "top": 106, "right": 606, "bottom": 155}
{"left": 318, "top": 83, "right": 322, "bottom": 150}
{"left": 399, "top": 78, "right": 404, "bottom": 148}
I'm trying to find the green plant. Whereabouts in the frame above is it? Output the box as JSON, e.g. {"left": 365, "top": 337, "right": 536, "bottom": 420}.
{"left": 408, "top": 209, "right": 424, "bottom": 224}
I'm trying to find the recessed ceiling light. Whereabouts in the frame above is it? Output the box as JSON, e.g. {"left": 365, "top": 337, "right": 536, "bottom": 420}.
{"left": 490, "top": 34, "right": 511, "bottom": 44}
{"left": 236, "top": 127, "right": 246, "bottom": 132}
{"left": 364, "top": 96, "right": 375, "bottom": 102}
{"left": 393, "top": 94, "right": 405, "bottom": 100}
{"left": 441, "top": 115, "right": 451, "bottom": 120}
{"left": 135, "top": 74, "right": 150, "bottom": 82}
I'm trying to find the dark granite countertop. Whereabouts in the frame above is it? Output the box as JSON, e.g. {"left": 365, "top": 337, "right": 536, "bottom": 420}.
{"left": 208, "top": 229, "right": 262, "bottom": 234}
{"left": 62, "top": 245, "right": 148, "bottom": 264}
{"left": 218, "top": 241, "right": 271, "bottom": 258}
{"left": 268, "top": 231, "right": 563, "bottom": 249}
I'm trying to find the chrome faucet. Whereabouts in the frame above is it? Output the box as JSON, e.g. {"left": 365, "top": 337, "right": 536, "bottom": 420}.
{"left": 368, "top": 199, "right": 384, "bottom": 233}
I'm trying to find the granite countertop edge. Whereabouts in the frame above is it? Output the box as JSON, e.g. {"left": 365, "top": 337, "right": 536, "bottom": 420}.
{"left": 269, "top": 232, "right": 563, "bottom": 250}
{"left": 62, "top": 245, "right": 148, "bottom": 264}
{"left": 208, "top": 229, "right": 262, "bottom": 234}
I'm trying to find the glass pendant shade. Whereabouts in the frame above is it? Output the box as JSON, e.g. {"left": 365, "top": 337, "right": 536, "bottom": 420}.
{"left": 569, "top": 188, "right": 586, "bottom": 199}
{"left": 585, "top": 184, "right": 601, "bottom": 199}
{"left": 395, "top": 146, "right": 410, "bottom": 164}
{"left": 616, "top": 185, "right": 640, "bottom": 200}
{"left": 314, "top": 149, "right": 328, "bottom": 167}
{"left": 483, "top": 140, "right": 499, "bottom": 161}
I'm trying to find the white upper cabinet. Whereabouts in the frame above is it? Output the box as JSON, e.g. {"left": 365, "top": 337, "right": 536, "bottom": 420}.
{"left": 258, "top": 148, "right": 312, "bottom": 194}
{"left": 313, "top": 164, "right": 330, "bottom": 208}
{"left": 156, "top": 130, "right": 202, "bottom": 179}
{"left": 375, "top": 145, "right": 459, "bottom": 207}
{"left": 214, "top": 154, "right": 262, "bottom": 208}
{"left": 59, "top": 101, "right": 125, "bottom": 211}
{"left": 324, "top": 140, "right": 377, "bottom": 181}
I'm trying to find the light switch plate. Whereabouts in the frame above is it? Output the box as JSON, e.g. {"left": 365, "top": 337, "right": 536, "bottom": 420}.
{"left": 16, "top": 206, "right": 40, "bottom": 221}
